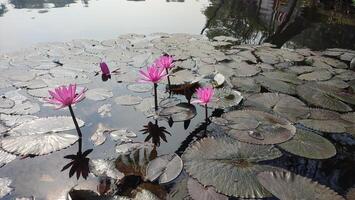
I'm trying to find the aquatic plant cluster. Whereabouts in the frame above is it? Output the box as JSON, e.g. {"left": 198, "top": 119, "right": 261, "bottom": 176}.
{"left": 0, "top": 33, "right": 354, "bottom": 199}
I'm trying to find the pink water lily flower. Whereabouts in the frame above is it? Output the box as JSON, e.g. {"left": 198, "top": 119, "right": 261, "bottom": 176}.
{"left": 154, "top": 55, "right": 174, "bottom": 69}
{"left": 45, "top": 84, "right": 86, "bottom": 109}
{"left": 100, "top": 62, "right": 110, "bottom": 76}
{"left": 192, "top": 87, "right": 214, "bottom": 105}
{"left": 139, "top": 64, "right": 168, "bottom": 84}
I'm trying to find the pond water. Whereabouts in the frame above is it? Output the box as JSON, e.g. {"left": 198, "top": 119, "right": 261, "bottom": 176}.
{"left": 1, "top": 0, "right": 355, "bottom": 52}
{"left": 0, "top": 1, "right": 355, "bottom": 200}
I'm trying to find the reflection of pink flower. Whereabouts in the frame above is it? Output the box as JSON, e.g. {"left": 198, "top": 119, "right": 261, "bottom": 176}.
{"left": 139, "top": 64, "right": 167, "bottom": 84}
{"left": 100, "top": 62, "right": 110, "bottom": 76}
{"left": 45, "top": 84, "right": 86, "bottom": 109}
{"left": 192, "top": 87, "right": 214, "bottom": 105}
{"left": 154, "top": 55, "right": 174, "bottom": 69}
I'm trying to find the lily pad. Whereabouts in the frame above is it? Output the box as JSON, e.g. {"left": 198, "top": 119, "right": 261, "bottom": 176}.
{"left": 98, "top": 104, "right": 112, "bottom": 117}
{"left": 0, "top": 149, "right": 16, "bottom": 168}
{"left": 209, "top": 88, "right": 243, "bottom": 109}
{"left": 110, "top": 129, "right": 137, "bottom": 144}
{"left": 256, "top": 76, "right": 296, "bottom": 95}
{"left": 262, "top": 71, "right": 303, "bottom": 85}
{"left": 146, "top": 154, "right": 183, "bottom": 184}
{"left": 232, "top": 62, "right": 261, "bottom": 77}
{"left": 182, "top": 136, "right": 282, "bottom": 198}
{"left": 0, "top": 97, "right": 15, "bottom": 109}
{"left": 297, "top": 82, "right": 352, "bottom": 112}
{"left": 0, "top": 114, "right": 38, "bottom": 127}
{"left": 223, "top": 110, "right": 296, "bottom": 145}
{"left": 1, "top": 132, "right": 79, "bottom": 156}
{"left": 244, "top": 93, "right": 309, "bottom": 122}
{"left": 115, "top": 142, "right": 153, "bottom": 155}
{"left": 159, "top": 103, "right": 196, "bottom": 122}
{"left": 115, "top": 95, "right": 143, "bottom": 106}
{"left": 0, "top": 91, "right": 40, "bottom": 115}
{"left": 127, "top": 83, "right": 152, "bottom": 93}
{"left": 86, "top": 88, "right": 113, "bottom": 101}
{"left": 89, "top": 159, "right": 124, "bottom": 181}
{"left": 187, "top": 178, "right": 228, "bottom": 200}
{"left": 230, "top": 77, "right": 261, "bottom": 93}
{"left": 0, "top": 177, "right": 13, "bottom": 198}
{"left": 91, "top": 123, "right": 115, "bottom": 146}
{"left": 8, "top": 116, "right": 84, "bottom": 136}
{"left": 297, "top": 119, "right": 349, "bottom": 133}
{"left": 257, "top": 170, "right": 345, "bottom": 200}
{"left": 278, "top": 128, "right": 336, "bottom": 159}
{"left": 298, "top": 70, "right": 332, "bottom": 81}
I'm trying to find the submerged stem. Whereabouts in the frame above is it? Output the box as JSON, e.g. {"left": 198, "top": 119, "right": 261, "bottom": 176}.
{"left": 154, "top": 83, "right": 158, "bottom": 111}
{"left": 68, "top": 105, "right": 83, "bottom": 138}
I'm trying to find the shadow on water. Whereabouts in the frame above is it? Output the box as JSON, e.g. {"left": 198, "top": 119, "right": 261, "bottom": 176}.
{"left": 202, "top": 0, "right": 355, "bottom": 50}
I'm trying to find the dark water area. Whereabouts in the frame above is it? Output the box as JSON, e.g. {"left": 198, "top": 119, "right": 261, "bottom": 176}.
{"left": 1, "top": 0, "right": 355, "bottom": 52}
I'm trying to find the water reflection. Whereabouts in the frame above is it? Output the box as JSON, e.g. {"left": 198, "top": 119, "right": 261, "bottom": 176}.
{"left": 203, "top": 0, "right": 355, "bottom": 49}
{"left": 140, "top": 120, "right": 171, "bottom": 147}
{"left": 0, "top": 4, "right": 7, "bottom": 17}
{"left": 9, "top": 0, "right": 76, "bottom": 9}
{"left": 62, "top": 138, "right": 93, "bottom": 180}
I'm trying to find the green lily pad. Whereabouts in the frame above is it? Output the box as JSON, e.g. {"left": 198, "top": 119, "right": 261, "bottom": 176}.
{"left": 257, "top": 170, "right": 345, "bottom": 200}
{"left": 159, "top": 103, "right": 196, "bottom": 122}
{"left": 0, "top": 149, "right": 16, "bottom": 168}
{"left": 223, "top": 110, "right": 296, "bottom": 145}
{"left": 297, "top": 82, "right": 352, "bottom": 112}
{"left": 8, "top": 116, "right": 84, "bottom": 136}
{"left": 244, "top": 93, "right": 309, "bottom": 122}
{"left": 209, "top": 88, "right": 243, "bottom": 109}
{"left": 187, "top": 178, "right": 228, "bottom": 200}
{"left": 127, "top": 83, "right": 152, "bottom": 93}
{"left": 0, "top": 177, "right": 13, "bottom": 198}
{"left": 86, "top": 88, "right": 113, "bottom": 101}
{"left": 256, "top": 76, "right": 296, "bottom": 95}
{"left": 182, "top": 136, "right": 282, "bottom": 198}
{"left": 1, "top": 132, "right": 79, "bottom": 156}
{"left": 278, "top": 128, "right": 336, "bottom": 159}
{"left": 115, "top": 95, "right": 143, "bottom": 106}
{"left": 146, "top": 154, "right": 183, "bottom": 184}
{"left": 298, "top": 70, "right": 332, "bottom": 81}
{"left": 262, "top": 71, "right": 303, "bottom": 85}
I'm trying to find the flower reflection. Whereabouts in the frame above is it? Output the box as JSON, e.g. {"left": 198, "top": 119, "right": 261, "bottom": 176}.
{"left": 61, "top": 138, "right": 93, "bottom": 180}
{"left": 140, "top": 121, "right": 171, "bottom": 147}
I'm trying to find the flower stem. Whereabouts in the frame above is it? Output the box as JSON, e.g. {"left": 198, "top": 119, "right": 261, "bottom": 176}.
{"left": 154, "top": 83, "right": 158, "bottom": 111}
{"left": 69, "top": 105, "right": 82, "bottom": 138}
{"left": 205, "top": 104, "right": 208, "bottom": 123}
{"left": 166, "top": 68, "right": 171, "bottom": 87}
{"left": 78, "top": 137, "right": 82, "bottom": 154}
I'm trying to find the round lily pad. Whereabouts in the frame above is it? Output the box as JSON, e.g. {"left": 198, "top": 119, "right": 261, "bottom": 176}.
{"left": 256, "top": 75, "right": 296, "bottom": 95}
{"left": 0, "top": 97, "right": 14, "bottom": 109}
{"left": 146, "top": 153, "right": 183, "bottom": 184}
{"left": 0, "top": 149, "right": 16, "bottom": 168}
{"left": 244, "top": 93, "right": 309, "bottom": 122}
{"left": 297, "top": 82, "right": 352, "bottom": 112}
{"left": 187, "top": 178, "right": 228, "bottom": 200}
{"left": 0, "top": 177, "right": 13, "bottom": 198}
{"left": 257, "top": 170, "right": 345, "bottom": 200}
{"left": 223, "top": 110, "right": 296, "bottom": 145}
{"left": 8, "top": 116, "right": 84, "bottom": 136}
{"left": 86, "top": 88, "right": 113, "bottom": 101}
{"left": 115, "top": 95, "right": 143, "bottom": 106}
{"left": 89, "top": 159, "right": 124, "bottom": 181}
{"left": 127, "top": 83, "right": 152, "bottom": 93}
{"left": 1, "top": 132, "right": 79, "bottom": 156}
{"left": 297, "top": 119, "right": 348, "bottom": 133}
{"left": 278, "top": 128, "right": 336, "bottom": 159}
{"left": 209, "top": 88, "right": 243, "bottom": 109}
{"left": 182, "top": 136, "right": 282, "bottom": 198}
{"left": 159, "top": 103, "right": 196, "bottom": 122}
{"left": 262, "top": 71, "right": 303, "bottom": 85}
{"left": 298, "top": 70, "right": 332, "bottom": 81}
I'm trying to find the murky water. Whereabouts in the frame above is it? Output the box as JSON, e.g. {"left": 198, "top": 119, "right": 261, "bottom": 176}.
{"left": 1, "top": 0, "right": 355, "bottom": 52}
